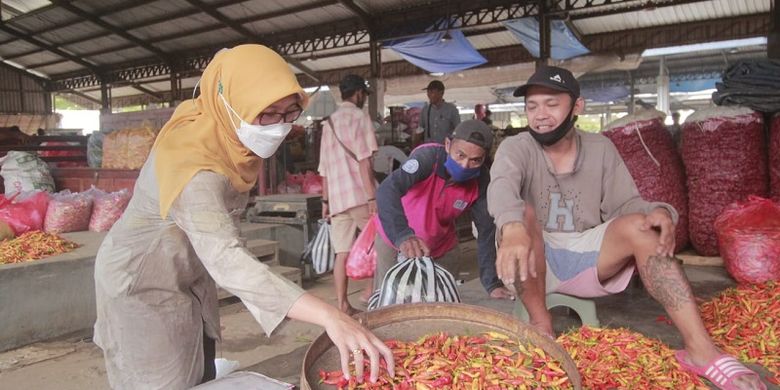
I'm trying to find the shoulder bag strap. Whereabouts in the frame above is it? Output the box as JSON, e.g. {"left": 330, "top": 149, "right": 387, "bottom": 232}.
{"left": 326, "top": 117, "right": 358, "bottom": 162}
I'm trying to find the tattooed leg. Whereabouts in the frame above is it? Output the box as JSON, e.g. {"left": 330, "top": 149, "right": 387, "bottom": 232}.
{"left": 637, "top": 255, "right": 693, "bottom": 311}
{"left": 597, "top": 214, "right": 763, "bottom": 389}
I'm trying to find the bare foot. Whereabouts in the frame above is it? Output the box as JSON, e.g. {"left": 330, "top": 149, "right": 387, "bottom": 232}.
{"left": 359, "top": 290, "right": 373, "bottom": 304}
{"left": 529, "top": 318, "right": 554, "bottom": 339}
{"left": 489, "top": 286, "right": 516, "bottom": 300}
{"left": 340, "top": 303, "right": 361, "bottom": 317}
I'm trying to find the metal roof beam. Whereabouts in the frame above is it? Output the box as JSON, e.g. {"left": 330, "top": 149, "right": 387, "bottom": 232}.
{"left": 0, "top": 0, "right": 160, "bottom": 47}
{"left": 0, "top": 23, "right": 101, "bottom": 73}
{"left": 128, "top": 84, "right": 164, "bottom": 100}
{"left": 557, "top": 0, "right": 713, "bottom": 20}
{"left": 46, "top": 11, "right": 769, "bottom": 92}
{"left": 59, "top": 89, "right": 102, "bottom": 105}
{"left": 183, "top": 0, "right": 320, "bottom": 82}
{"left": 49, "top": 0, "right": 170, "bottom": 60}
{"left": 23, "top": 1, "right": 339, "bottom": 68}
{"left": 582, "top": 13, "right": 769, "bottom": 54}
{"left": 339, "top": 0, "right": 373, "bottom": 28}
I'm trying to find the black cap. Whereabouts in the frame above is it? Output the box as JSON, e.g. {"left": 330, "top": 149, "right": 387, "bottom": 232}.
{"left": 422, "top": 80, "right": 445, "bottom": 91}
{"left": 513, "top": 66, "right": 580, "bottom": 98}
{"left": 339, "top": 74, "right": 371, "bottom": 95}
{"left": 451, "top": 120, "right": 494, "bottom": 150}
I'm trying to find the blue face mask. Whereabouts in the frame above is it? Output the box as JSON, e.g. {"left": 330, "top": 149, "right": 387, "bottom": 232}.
{"left": 444, "top": 155, "right": 481, "bottom": 182}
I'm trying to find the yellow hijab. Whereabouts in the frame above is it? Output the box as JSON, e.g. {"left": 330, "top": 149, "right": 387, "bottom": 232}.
{"left": 153, "top": 44, "right": 309, "bottom": 218}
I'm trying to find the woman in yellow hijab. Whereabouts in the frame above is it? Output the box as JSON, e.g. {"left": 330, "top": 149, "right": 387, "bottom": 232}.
{"left": 93, "top": 45, "right": 394, "bottom": 389}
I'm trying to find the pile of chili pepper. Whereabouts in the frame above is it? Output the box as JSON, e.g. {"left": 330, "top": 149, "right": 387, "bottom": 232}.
{"left": 0, "top": 231, "right": 80, "bottom": 264}
{"left": 556, "top": 326, "right": 708, "bottom": 389}
{"left": 319, "top": 331, "right": 571, "bottom": 389}
{"left": 699, "top": 282, "right": 780, "bottom": 385}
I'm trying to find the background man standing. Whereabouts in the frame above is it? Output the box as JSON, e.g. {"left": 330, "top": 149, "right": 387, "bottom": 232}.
{"left": 319, "top": 74, "right": 378, "bottom": 315}
{"left": 419, "top": 80, "right": 461, "bottom": 144}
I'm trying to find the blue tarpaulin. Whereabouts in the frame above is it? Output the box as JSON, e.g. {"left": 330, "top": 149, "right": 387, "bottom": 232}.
{"left": 580, "top": 85, "right": 631, "bottom": 103}
{"left": 384, "top": 29, "right": 487, "bottom": 74}
{"left": 503, "top": 18, "right": 590, "bottom": 60}
{"left": 670, "top": 77, "right": 719, "bottom": 93}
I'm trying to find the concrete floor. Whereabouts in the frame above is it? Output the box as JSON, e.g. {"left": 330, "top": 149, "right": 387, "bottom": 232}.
{"left": 0, "top": 240, "right": 774, "bottom": 389}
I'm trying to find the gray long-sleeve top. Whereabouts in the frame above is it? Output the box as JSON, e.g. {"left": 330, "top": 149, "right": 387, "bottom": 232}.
{"left": 488, "top": 130, "right": 678, "bottom": 234}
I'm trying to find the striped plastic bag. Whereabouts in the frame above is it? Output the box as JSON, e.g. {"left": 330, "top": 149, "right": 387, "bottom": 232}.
{"left": 367, "top": 256, "right": 460, "bottom": 310}
{"left": 305, "top": 219, "right": 334, "bottom": 274}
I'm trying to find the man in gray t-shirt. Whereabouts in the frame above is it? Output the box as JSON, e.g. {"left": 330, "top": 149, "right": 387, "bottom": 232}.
{"left": 489, "top": 66, "right": 764, "bottom": 389}
{"left": 419, "top": 80, "right": 460, "bottom": 144}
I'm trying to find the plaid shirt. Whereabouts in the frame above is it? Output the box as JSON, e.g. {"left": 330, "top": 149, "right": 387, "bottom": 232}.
{"left": 318, "top": 102, "right": 378, "bottom": 215}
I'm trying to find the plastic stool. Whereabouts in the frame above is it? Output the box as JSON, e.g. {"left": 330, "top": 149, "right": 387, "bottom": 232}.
{"left": 513, "top": 292, "right": 600, "bottom": 327}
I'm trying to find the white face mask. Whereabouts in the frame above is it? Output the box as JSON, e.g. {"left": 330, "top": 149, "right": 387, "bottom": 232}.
{"left": 219, "top": 93, "right": 292, "bottom": 158}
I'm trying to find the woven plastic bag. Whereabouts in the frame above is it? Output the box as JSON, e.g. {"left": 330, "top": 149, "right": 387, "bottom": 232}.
{"left": 681, "top": 107, "right": 768, "bottom": 255}
{"left": 603, "top": 109, "right": 689, "bottom": 251}
{"left": 345, "top": 216, "right": 378, "bottom": 280}
{"left": 0, "top": 151, "right": 55, "bottom": 195}
{"left": 102, "top": 125, "right": 157, "bottom": 169}
{"left": 0, "top": 191, "right": 49, "bottom": 235}
{"left": 88, "top": 187, "right": 131, "bottom": 232}
{"left": 87, "top": 131, "right": 105, "bottom": 168}
{"left": 44, "top": 190, "right": 93, "bottom": 233}
{"left": 304, "top": 219, "right": 335, "bottom": 274}
{"left": 714, "top": 196, "right": 780, "bottom": 284}
{"left": 771, "top": 114, "right": 780, "bottom": 202}
{"left": 367, "top": 256, "right": 460, "bottom": 311}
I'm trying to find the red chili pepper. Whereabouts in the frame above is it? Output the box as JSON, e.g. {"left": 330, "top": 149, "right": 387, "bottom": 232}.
{"left": 319, "top": 332, "right": 572, "bottom": 389}
{"left": 0, "top": 231, "right": 79, "bottom": 264}
{"left": 699, "top": 282, "right": 780, "bottom": 381}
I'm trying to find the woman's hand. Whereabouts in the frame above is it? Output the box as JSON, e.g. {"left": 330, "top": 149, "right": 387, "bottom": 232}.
{"left": 286, "top": 294, "right": 394, "bottom": 383}
{"left": 323, "top": 312, "right": 395, "bottom": 383}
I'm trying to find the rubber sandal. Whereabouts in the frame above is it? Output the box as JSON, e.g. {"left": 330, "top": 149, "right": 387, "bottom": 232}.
{"left": 675, "top": 350, "right": 766, "bottom": 390}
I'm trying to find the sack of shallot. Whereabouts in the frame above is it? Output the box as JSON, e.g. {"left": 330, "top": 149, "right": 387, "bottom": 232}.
{"left": 88, "top": 187, "right": 131, "bottom": 232}
{"left": 43, "top": 190, "right": 93, "bottom": 234}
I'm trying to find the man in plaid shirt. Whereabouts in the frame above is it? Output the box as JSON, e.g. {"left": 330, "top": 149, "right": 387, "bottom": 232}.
{"left": 318, "top": 74, "right": 378, "bottom": 314}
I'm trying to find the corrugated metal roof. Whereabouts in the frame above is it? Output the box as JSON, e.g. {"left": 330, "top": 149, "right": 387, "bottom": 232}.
{"left": 0, "top": 0, "right": 771, "bottom": 109}
{"left": 574, "top": 0, "right": 770, "bottom": 34}
{"left": 358, "top": 0, "right": 430, "bottom": 13}
{"left": 468, "top": 30, "right": 520, "bottom": 50}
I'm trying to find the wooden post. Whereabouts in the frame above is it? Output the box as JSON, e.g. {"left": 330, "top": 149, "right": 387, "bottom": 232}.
{"left": 770, "top": 0, "right": 780, "bottom": 59}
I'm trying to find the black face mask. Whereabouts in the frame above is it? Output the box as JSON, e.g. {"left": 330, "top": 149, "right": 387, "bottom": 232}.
{"left": 529, "top": 106, "right": 577, "bottom": 147}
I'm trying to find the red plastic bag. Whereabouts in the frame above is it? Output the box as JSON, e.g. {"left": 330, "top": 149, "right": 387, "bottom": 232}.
{"left": 714, "top": 196, "right": 780, "bottom": 284}
{"left": 0, "top": 191, "right": 49, "bottom": 235}
{"left": 346, "top": 216, "right": 378, "bottom": 280}
{"left": 302, "top": 171, "right": 323, "bottom": 194}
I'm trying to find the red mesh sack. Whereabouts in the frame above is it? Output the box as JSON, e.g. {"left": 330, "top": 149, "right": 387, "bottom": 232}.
{"left": 771, "top": 114, "right": 780, "bottom": 202}
{"left": 681, "top": 107, "right": 768, "bottom": 256}
{"left": 714, "top": 196, "right": 780, "bottom": 284}
{"left": 603, "top": 109, "right": 688, "bottom": 251}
